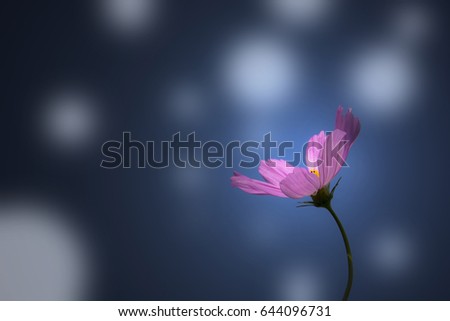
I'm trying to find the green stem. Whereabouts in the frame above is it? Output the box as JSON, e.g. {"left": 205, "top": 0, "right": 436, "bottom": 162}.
{"left": 324, "top": 204, "right": 353, "bottom": 301}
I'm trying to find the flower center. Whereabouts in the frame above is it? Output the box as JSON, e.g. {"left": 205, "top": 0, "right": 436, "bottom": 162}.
{"left": 310, "top": 169, "right": 320, "bottom": 177}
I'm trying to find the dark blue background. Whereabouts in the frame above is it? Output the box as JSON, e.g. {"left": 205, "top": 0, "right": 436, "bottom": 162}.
{"left": 1, "top": 0, "right": 449, "bottom": 300}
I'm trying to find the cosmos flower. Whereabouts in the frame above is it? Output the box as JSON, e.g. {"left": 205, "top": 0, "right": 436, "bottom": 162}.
{"left": 231, "top": 106, "right": 360, "bottom": 300}
{"left": 231, "top": 106, "right": 360, "bottom": 202}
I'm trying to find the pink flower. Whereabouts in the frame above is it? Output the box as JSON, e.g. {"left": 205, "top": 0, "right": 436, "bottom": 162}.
{"left": 231, "top": 106, "right": 360, "bottom": 200}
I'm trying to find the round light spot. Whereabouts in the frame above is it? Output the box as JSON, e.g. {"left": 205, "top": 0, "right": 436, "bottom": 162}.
{"left": 219, "top": 33, "right": 301, "bottom": 112}
{"left": 39, "top": 88, "right": 100, "bottom": 153}
{"left": 0, "top": 200, "right": 94, "bottom": 300}
{"left": 97, "top": 0, "right": 159, "bottom": 37}
{"left": 266, "top": 0, "right": 335, "bottom": 29}
{"left": 346, "top": 46, "right": 419, "bottom": 116}
{"left": 390, "top": 4, "right": 433, "bottom": 46}
{"left": 369, "top": 229, "right": 416, "bottom": 276}
{"left": 275, "top": 265, "right": 324, "bottom": 300}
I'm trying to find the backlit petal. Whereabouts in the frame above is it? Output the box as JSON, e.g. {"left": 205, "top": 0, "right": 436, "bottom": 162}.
{"left": 305, "top": 131, "right": 326, "bottom": 170}
{"left": 258, "top": 159, "right": 295, "bottom": 185}
{"left": 279, "top": 167, "right": 320, "bottom": 199}
{"left": 335, "top": 106, "right": 361, "bottom": 146}
{"left": 231, "top": 171, "right": 288, "bottom": 197}
{"left": 317, "top": 129, "right": 348, "bottom": 187}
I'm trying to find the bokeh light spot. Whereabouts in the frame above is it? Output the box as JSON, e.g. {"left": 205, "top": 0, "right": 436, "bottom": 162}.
{"left": 0, "top": 200, "right": 94, "bottom": 300}
{"left": 390, "top": 4, "right": 434, "bottom": 46}
{"left": 38, "top": 88, "right": 100, "bottom": 154}
{"left": 368, "top": 228, "right": 416, "bottom": 277}
{"left": 346, "top": 45, "right": 419, "bottom": 117}
{"left": 97, "top": 0, "right": 160, "bottom": 37}
{"left": 219, "top": 33, "right": 301, "bottom": 112}
{"left": 275, "top": 265, "right": 324, "bottom": 300}
{"left": 265, "top": 0, "right": 335, "bottom": 29}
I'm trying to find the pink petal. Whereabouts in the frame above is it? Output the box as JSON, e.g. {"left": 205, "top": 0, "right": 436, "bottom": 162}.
{"left": 318, "top": 129, "right": 348, "bottom": 187}
{"left": 305, "top": 131, "right": 326, "bottom": 168}
{"left": 258, "top": 159, "right": 295, "bottom": 185}
{"left": 231, "top": 171, "right": 288, "bottom": 198}
{"left": 279, "top": 167, "right": 320, "bottom": 199}
{"left": 335, "top": 105, "right": 345, "bottom": 131}
{"left": 335, "top": 106, "right": 361, "bottom": 146}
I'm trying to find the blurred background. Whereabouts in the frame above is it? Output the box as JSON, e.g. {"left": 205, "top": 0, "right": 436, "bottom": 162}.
{"left": 1, "top": 0, "right": 449, "bottom": 300}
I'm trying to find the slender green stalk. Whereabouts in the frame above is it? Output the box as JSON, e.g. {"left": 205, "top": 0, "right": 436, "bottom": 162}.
{"left": 324, "top": 204, "right": 353, "bottom": 301}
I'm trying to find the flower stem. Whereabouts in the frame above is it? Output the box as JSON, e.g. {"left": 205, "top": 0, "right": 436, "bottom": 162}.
{"left": 324, "top": 204, "right": 353, "bottom": 301}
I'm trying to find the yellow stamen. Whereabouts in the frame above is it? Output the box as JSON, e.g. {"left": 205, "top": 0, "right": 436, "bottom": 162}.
{"left": 310, "top": 169, "right": 320, "bottom": 177}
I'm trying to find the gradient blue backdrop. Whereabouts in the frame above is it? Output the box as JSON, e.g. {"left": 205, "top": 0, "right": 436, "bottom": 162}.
{"left": 1, "top": 0, "right": 449, "bottom": 300}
